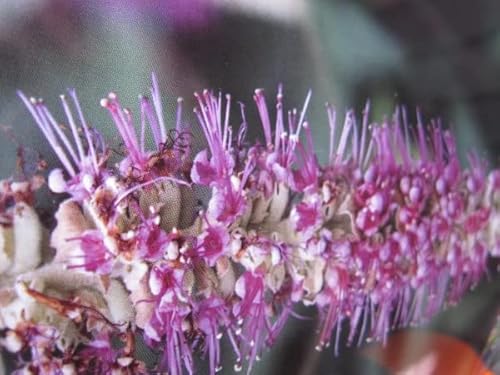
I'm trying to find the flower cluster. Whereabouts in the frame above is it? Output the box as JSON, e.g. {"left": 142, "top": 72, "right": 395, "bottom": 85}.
{"left": 1, "top": 75, "right": 499, "bottom": 374}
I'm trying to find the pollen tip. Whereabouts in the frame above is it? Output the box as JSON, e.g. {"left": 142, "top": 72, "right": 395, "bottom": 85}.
{"left": 100, "top": 98, "right": 109, "bottom": 108}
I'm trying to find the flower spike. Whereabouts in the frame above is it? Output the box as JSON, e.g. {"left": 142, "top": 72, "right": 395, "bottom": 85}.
{"left": 7, "top": 75, "right": 500, "bottom": 375}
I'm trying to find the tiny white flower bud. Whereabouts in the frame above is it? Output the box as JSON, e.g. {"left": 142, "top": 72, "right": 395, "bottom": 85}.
{"left": 82, "top": 174, "right": 95, "bottom": 192}
{"left": 48, "top": 168, "right": 67, "bottom": 193}
{"left": 165, "top": 241, "right": 179, "bottom": 260}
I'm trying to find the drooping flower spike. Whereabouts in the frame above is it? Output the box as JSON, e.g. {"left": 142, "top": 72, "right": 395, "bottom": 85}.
{"left": 2, "top": 74, "right": 499, "bottom": 374}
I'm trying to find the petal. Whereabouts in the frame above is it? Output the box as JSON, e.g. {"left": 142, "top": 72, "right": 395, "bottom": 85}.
{"left": 191, "top": 150, "right": 217, "bottom": 185}
{"left": 0, "top": 226, "right": 13, "bottom": 274}
{"left": 10, "top": 203, "right": 42, "bottom": 274}
{"left": 129, "top": 274, "right": 154, "bottom": 329}
{"left": 48, "top": 168, "right": 68, "bottom": 193}
{"left": 266, "top": 182, "right": 290, "bottom": 222}
{"left": 51, "top": 199, "right": 91, "bottom": 264}
{"left": 104, "top": 279, "right": 134, "bottom": 324}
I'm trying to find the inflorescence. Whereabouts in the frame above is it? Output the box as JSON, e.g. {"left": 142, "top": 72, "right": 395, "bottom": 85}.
{"left": 1, "top": 74, "right": 499, "bottom": 374}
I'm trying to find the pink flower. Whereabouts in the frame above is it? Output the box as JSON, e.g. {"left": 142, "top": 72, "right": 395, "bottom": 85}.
{"left": 18, "top": 90, "right": 107, "bottom": 200}
{"left": 197, "top": 225, "right": 230, "bottom": 267}
{"left": 67, "top": 229, "right": 115, "bottom": 274}
{"left": 100, "top": 74, "right": 188, "bottom": 181}
{"left": 12, "top": 76, "right": 500, "bottom": 375}
{"left": 191, "top": 91, "right": 235, "bottom": 186}
{"left": 291, "top": 197, "right": 323, "bottom": 237}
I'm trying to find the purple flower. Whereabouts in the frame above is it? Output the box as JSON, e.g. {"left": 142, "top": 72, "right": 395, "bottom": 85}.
{"left": 232, "top": 271, "right": 269, "bottom": 372}
{"left": 101, "top": 74, "right": 188, "bottom": 181}
{"left": 206, "top": 176, "right": 251, "bottom": 224}
{"left": 291, "top": 196, "right": 323, "bottom": 236}
{"left": 191, "top": 91, "right": 235, "bottom": 186}
{"left": 192, "top": 297, "right": 230, "bottom": 375}
{"left": 133, "top": 214, "right": 179, "bottom": 262}
{"left": 66, "top": 229, "right": 115, "bottom": 274}
{"left": 11, "top": 75, "right": 500, "bottom": 375}
{"left": 76, "top": 331, "right": 147, "bottom": 374}
{"left": 18, "top": 90, "right": 107, "bottom": 200}
{"left": 191, "top": 149, "right": 219, "bottom": 185}
{"left": 197, "top": 225, "right": 230, "bottom": 267}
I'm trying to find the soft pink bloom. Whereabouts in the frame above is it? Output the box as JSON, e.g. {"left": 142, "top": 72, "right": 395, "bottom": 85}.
{"left": 9, "top": 75, "right": 500, "bottom": 374}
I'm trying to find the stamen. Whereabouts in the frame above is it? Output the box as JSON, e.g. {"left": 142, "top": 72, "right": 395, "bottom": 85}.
{"left": 151, "top": 73, "right": 167, "bottom": 143}
{"left": 68, "top": 89, "right": 98, "bottom": 172}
